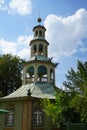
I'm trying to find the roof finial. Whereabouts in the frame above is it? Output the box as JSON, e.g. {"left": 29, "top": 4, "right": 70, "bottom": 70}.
{"left": 37, "top": 17, "right": 42, "bottom": 24}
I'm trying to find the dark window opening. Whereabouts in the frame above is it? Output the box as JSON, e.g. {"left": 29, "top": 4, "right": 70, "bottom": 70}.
{"left": 5, "top": 108, "right": 15, "bottom": 127}
{"left": 33, "top": 108, "right": 43, "bottom": 126}
{"left": 39, "top": 30, "right": 42, "bottom": 37}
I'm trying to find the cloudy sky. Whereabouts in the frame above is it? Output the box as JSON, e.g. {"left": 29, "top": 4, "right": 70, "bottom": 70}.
{"left": 0, "top": 0, "right": 87, "bottom": 87}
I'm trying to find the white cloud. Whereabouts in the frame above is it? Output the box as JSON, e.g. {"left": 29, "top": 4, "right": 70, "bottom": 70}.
{"left": 8, "top": 0, "right": 32, "bottom": 15}
{"left": 0, "top": 0, "right": 32, "bottom": 15}
{"left": 17, "top": 35, "right": 32, "bottom": 59}
{"left": 18, "top": 49, "right": 29, "bottom": 59}
{"left": 0, "top": 35, "right": 32, "bottom": 60}
{"left": 17, "top": 35, "right": 33, "bottom": 44}
{"left": 0, "top": 38, "right": 17, "bottom": 54}
{"left": 17, "top": 36, "right": 25, "bottom": 43}
{"left": 44, "top": 8, "right": 87, "bottom": 60}
{"left": 0, "top": 0, "right": 7, "bottom": 11}
{"left": 0, "top": 8, "right": 87, "bottom": 62}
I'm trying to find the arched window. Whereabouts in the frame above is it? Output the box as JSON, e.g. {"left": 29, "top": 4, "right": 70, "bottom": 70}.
{"left": 39, "top": 44, "right": 43, "bottom": 55}
{"left": 38, "top": 66, "right": 47, "bottom": 82}
{"left": 27, "top": 66, "right": 34, "bottom": 76}
{"left": 45, "top": 46, "right": 47, "bottom": 56}
{"left": 39, "top": 30, "right": 42, "bottom": 37}
{"left": 33, "top": 44, "right": 37, "bottom": 55}
{"left": 43, "top": 31, "right": 45, "bottom": 38}
{"left": 5, "top": 108, "right": 15, "bottom": 127}
{"left": 26, "top": 66, "right": 34, "bottom": 82}
{"left": 35, "top": 31, "right": 38, "bottom": 37}
{"left": 33, "top": 108, "right": 43, "bottom": 125}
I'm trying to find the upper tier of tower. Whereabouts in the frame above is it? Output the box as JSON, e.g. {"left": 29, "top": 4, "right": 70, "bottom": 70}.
{"left": 33, "top": 17, "right": 46, "bottom": 39}
{"left": 29, "top": 18, "right": 49, "bottom": 58}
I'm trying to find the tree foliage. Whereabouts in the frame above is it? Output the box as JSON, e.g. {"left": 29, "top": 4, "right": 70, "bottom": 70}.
{"left": 0, "top": 54, "right": 23, "bottom": 96}
{"left": 64, "top": 60, "right": 87, "bottom": 122}
{"left": 42, "top": 90, "right": 80, "bottom": 127}
{"left": 42, "top": 61, "right": 87, "bottom": 126}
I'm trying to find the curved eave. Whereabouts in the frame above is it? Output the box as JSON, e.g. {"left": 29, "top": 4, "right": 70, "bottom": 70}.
{"left": 33, "top": 25, "right": 46, "bottom": 32}
{"left": 29, "top": 55, "right": 49, "bottom": 61}
{"left": 23, "top": 59, "right": 56, "bottom": 68}
{"left": 0, "top": 96, "right": 29, "bottom": 102}
{"left": 0, "top": 96, "right": 43, "bottom": 102}
{"left": 0, "top": 83, "right": 57, "bottom": 102}
{"left": 30, "top": 38, "right": 49, "bottom": 46}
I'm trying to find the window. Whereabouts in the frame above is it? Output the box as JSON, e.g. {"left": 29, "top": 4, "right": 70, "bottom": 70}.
{"left": 33, "top": 108, "right": 43, "bottom": 125}
{"left": 45, "top": 46, "right": 47, "bottom": 56}
{"left": 26, "top": 66, "right": 34, "bottom": 82}
{"left": 39, "top": 44, "right": 43, "bottom": 53}
{"left": 50, "top": 69, "right": 54, "bottom": 83}
{"left": 35, "top": 31, "right": 38, "bottom": 37}
{"left": 5, "top": 108, "right": 15, "bottom": 127}
{"left": 43, "top": 31, "right": 45, "bottom": 38}
{"left": 33, "top": 44, "right": 37, "bottom": 53}
{"left": 38, "top": 66, "right": 47, "bottom": 82}
{"left": 39, "top": 30, "right": 42, "bottom": 37}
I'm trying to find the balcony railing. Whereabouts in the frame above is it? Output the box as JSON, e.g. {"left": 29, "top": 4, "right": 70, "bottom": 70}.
{"left": 25, "top": 77, "right": 54, "bottom": 84}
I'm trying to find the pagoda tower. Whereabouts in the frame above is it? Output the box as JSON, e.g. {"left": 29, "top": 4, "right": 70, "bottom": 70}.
{"left": 0, "top": 18, "right": 59, "bottom": 130}
{"left": 22, "top": 18, "right": 56, "bottom": 86}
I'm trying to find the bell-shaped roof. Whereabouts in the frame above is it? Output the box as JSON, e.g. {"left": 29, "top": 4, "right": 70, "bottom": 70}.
{"left": 0, "top": 83, "right": 58, "bottom": 100}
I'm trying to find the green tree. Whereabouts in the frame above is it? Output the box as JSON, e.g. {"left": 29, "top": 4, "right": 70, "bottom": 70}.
{"left": 42, "top": 60, "right": 87, "bottom": 126}
{"left": 0, "top": 54, "right": 23, "bottom": 96}
{"left": 42, "top": 90, "right": 80, "bottom": 127}
{"left": 64, "top": 60, "right": 87, "bottom": 122}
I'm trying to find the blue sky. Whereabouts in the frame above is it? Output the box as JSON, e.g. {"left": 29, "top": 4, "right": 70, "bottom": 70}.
{"left": 0, "top": 0, "right": 87, "bottom": 87}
